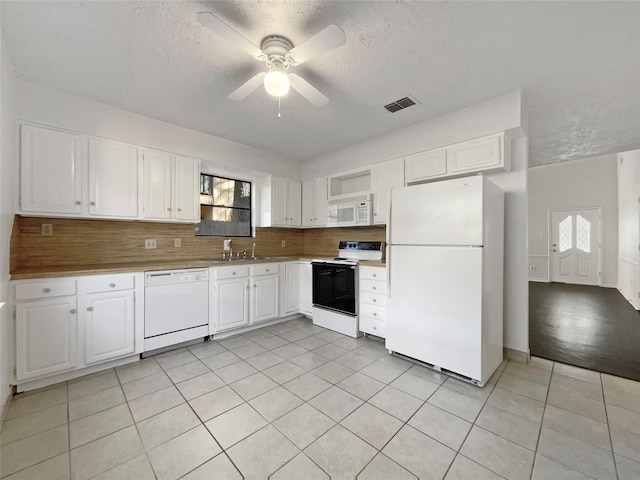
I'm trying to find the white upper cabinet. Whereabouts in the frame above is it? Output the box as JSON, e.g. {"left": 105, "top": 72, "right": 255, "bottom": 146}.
{"left": 173, "top": 155, "right": 200, "bottom": 222}
{"left": 142, "top": 151, "right": 200, "bottom": 222}
{"left": 404, "top": 133, "right": 509, "bottom": 184}
{"left": 404, "top": 149, "right": 447, "bottom": 183}
{"left": 20, "top": 125, "right": 83, "bottom": 215}
{"left": 270, "top": 176, "right": 301, "bottom": 227}
{"left": 449, "top": 133, "right": 505, "bottom": 174}
{"left": 302, "top": 177, "right": 328, "bottom": 227}
{"left": 371, "top": 158, "right": 404, "bottom": 225}
{"left": 142, "top": 149, "right": 172, "bottom": 220}
{"left": 19, "top": 124, "right": 200, "bottom": 223}
{"left": 88, "top": 138, "right": 139, "bottom": 218}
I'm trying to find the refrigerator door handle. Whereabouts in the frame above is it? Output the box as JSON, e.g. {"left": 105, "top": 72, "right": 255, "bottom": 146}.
{"left": 386, "top": 191, "right": 392, "bottom": 246}
{"left": 386, "top": 247, "right": 391, "bottom": 294}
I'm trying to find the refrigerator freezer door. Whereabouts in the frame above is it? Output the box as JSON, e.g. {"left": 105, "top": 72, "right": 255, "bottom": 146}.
{"left": 386, "top": 245, "right": 483, "bottom": 382}
{"left": 389, "top": 176, "right": 483, "bottom": 246}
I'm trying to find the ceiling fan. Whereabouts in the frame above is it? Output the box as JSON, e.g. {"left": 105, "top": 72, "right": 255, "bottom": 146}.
{"left": 197, "top": 11, "right": 346, "bottom": 107}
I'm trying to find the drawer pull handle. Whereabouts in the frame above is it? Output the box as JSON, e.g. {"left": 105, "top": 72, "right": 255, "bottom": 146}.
{"left": 70, "top": 309, "right": 77, "bottom": 314}
{"left": 109, "top": 283, "right": 116, "bottom": 288}
{"left": 372, "top": 299, "right": 377, "bottom": 302}
{"left": 266, "top": 269, "right": 269, "bottom": 272}
{"left": 87, "top": 307, "right": 94, "bottom": 312}
{"left": 75, "top": 200, "right": 81, "bottom": 205}
{"left": 43, "top": 288, "right": 51, "bottom": 293}
{"left": 178, "top": 208, "right": 182, "bottom": 212}
{"left": 373, "top": 326, "right": 377, "bottom": 330}
{"left": 232, "top": 272, "right": 236, "bottom": 275}
{"left": 373, "top": 312, "right": 377, "bottom": 317}
{"left": 90, "top": 201, "right": 96, "bottom": 206}
{"left": 372, "top": 286, "right": 376, "bottom": 290}
{"left": 373, "top": 274, "right": 377, "bottom": 277}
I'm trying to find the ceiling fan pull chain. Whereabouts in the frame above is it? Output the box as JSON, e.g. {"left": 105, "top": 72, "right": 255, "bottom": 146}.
{"left": 278, "top": 97, "right": 282, "bottom": 118}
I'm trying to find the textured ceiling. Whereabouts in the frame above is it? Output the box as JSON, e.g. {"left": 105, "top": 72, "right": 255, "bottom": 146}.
{"left": 2, "top": 1, "right": 639, "bottom": 166}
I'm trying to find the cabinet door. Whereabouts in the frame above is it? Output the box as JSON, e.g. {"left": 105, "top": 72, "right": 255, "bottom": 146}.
{"left": 16, "top": 298, "right": 77, "bottom": 380}
{"left": 302, "top": 180, "right": 316, "bottom": 227}
{"left": 313, "top": 178, "right": 328, "bottom": 226}
{"left": 252, "top": 275, "right": 279, "bottom": 323}
{"left": 84, "top": 291, "right": 135, "bottom": 365}
{"left": 142, "top": 150, "right": 172, "bottom": 220}
{"left": 282, "top": 263, "right": 300, "bottom": 315}
{"left": 215, "top": 278, "right": 249, "bottom": 332}
{"left": 271, "top": 176, "right": 288, "bottom": 226}
{"left": 287, "top": 180, "right": 302, "bottom": 226}
{"left": 448, "top": 134, "right": 503, "bottom": 174}
{"left": 20, "top": 125, "right": 83, "bottom": 214}
{"left": 88, "top": 138, "right": 139, "bottom": 218}
{"left": 372, "top": 158, "right": 404, "bottom": 225}
{"left": 404, "top": 149, "right": 447, "bottom": 183}
{"left": 299, "top": 262, "right": 312, "bottom": 316}
{"left": 174, "top": 156, "right": 200, "bottom": 222}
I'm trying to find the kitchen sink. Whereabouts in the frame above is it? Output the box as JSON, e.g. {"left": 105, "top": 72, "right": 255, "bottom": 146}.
{"left": 200, "top": 256, "right": 273, "bottom": 262}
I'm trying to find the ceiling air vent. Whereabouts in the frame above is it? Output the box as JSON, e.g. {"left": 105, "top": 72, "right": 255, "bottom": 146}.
{"left": 384, "top": 95, "right": 418, "bottom": 113}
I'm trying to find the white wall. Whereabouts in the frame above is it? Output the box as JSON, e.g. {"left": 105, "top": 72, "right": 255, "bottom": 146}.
{"left": 0, "top": 28, "right": 18, "bottom": 414}
{"left": 16, "top": 80, "right": 301, "bottom": 180}
{"left": 528, "top": 154, "right": 618, "bottom": 286}
{"left": 303, "top": 91, "right": 530, "bottom": 355}
{"left": 302, "top": 90, "right": 525, "bottom": 180}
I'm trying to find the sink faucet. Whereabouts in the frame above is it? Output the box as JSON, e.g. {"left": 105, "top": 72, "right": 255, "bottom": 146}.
{"left": 252, "top": 243, "right": 256, "bottom": 258}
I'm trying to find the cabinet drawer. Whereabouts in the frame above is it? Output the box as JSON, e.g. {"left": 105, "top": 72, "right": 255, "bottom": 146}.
{"left": 16, "top": 279, "right": 76, "bottom": 301}
{"left": 251, "top": 264, "right": 279, "bottom": 276}
{"left": 359, "top": 266, "right": 386, "bottom": 281}
{"left": 360, "top": 278, "right": 386, "bottom": 295}
{"left": 360, "top": 291, "right": 387, "bottom": 308}
{"left": 359, "top": 316, "right": 386, "bottom": 337}
{"left": 215, "top": 265, "right": 249, "bottom": 280}
{"left": 360, "top": 303, "right": 386, "bottom": 322}
{"left": 84, "top": 274, "right": 135, "bottom": 293}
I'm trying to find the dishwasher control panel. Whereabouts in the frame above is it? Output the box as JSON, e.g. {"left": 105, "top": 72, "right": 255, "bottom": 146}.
{"left": 145, "top": 269, "right": 208, "bottom": 287}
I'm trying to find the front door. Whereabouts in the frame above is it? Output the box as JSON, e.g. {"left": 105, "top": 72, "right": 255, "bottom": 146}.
{"left": 550, "top": 209, "right": 600, "bottom": 285}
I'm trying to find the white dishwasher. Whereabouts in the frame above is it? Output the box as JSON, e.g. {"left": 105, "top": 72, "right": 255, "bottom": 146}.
{"left": 144, "top": 269, "right": 209, "bottom": 352}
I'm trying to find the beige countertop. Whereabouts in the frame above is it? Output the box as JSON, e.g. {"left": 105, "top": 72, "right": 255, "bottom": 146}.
{"left": 10, "top": 256, "right": 315, "bottom": 280}
{"left": 11, "top": 256, "right": 385, "bottom": 280}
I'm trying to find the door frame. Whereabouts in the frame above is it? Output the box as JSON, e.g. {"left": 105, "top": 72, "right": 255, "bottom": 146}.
{"left": 547, "top": 206, "right": 603, "bottom": 286}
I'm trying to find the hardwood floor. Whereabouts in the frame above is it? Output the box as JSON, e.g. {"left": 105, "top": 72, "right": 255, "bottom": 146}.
{"left": 529, "top": 281, "right": 640, "bottom": 381}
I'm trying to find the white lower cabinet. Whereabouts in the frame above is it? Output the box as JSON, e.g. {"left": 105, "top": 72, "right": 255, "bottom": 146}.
{"left": 252, "top": 264, "right": 280, "bottom": 324}
{"left": 212, "top": 266, "right": 250, "bottom": 333}
{"left": 359, "top": 266, "right": 387, "bottom": 337}
{"left": 281, "top": 262, "right": 300, "bottom": 316}
{"left": 16, "top": 296, "right": 78, "bottom": 380}
{"left": 83, "top": 290, "right": 135, "bottom": 365}
{"left": 299, "top": 261, "right": 313, "bottom": 316}
{"left": 14, "top": 273, "right": 142, "bottom": 385}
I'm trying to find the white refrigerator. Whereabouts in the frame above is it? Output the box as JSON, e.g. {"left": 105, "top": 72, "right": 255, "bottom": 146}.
{"left": 385, "top": 175, "right": 504, "bottom": 386}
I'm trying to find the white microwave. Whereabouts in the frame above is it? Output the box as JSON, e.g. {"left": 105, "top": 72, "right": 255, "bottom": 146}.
{"left": 327, "top": 195, "right": 372, "bottom": 227}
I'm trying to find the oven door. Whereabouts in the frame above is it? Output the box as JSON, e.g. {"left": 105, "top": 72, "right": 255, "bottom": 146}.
{"left": 312, "top": 262, "right": 357, "bottom": 316}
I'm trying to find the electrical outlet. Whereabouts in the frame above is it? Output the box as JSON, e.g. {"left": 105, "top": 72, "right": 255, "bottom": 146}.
{"left": 41, "top": 224, "right": 53, "bottom": 236}
{"left": 281, "top": 240, "right": 286, "bottom": 248}
{"left": 174, "top": 238, "right": 181, "bottom": 248}
{"left": 145, "top": 239, "right": 157, "bottom": 249}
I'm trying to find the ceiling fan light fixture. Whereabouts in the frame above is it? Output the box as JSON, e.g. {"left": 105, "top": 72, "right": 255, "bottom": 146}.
{"left": 264, "top": 68, "right": 290, "bottom": 97}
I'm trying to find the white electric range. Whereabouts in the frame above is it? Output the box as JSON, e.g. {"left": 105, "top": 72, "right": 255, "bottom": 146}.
{"left": 311, "top": 241, "right": 384, "bottom": 337}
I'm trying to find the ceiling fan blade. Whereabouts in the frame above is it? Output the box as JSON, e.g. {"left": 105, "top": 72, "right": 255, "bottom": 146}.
{"left": 288, "top": 73, "right": 329, "bottom": 107}
{"left": 228, "top": 72, "right": 266, "bottom": 101}
{"left": 197, "top": 12, "right": 263, "bottom": 60}
{"left": 287, "top": 24, "right": 346, "bottom": 65}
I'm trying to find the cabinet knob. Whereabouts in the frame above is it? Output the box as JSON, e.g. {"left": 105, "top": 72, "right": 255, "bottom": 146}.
{"left": 43, "top": 288, "right": 51, "bottom": 293}
{"left": 266, "top": 269, "right": 270, "bottom": 272}
{"left": 373, "top": 326, "right": 377, "bottom": 330}
{"left": 90, "top": 201, "right": 96, "bottom": 206}
{"left": 177, "top": 208, "right": 182, "bottom": 212}
{"left": 372, "top": 274, "right": 377, "bottom": 277}
{"left": 373, "top": 312, "right": 378, "bottom": 317}
{"left": 372, "top": 286, "right": 377, "bottom": 290}
{"left": 109, "top": 283, "right": 116, "bottom": 288}
{"left": 87, "top": 307, "right": 94, "bottom": 312}
{"left": 75, "top": 201, "right": 81, "bottom": 205}
{"left": 232, "top": 272, "right": 236, "bottom": 275}
{"left": 253, "top": 284, "right": 257, "bottom": 288}
{"left": 372, "top": 298, "right": 377, "bottom": 302}
{"left": 70, "top": 309, "right": 77, "bottom": 314}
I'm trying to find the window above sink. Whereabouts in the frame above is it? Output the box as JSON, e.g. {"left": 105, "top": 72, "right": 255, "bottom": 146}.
{"left": 196, "top": 173, "right": 252, "bottom": 237}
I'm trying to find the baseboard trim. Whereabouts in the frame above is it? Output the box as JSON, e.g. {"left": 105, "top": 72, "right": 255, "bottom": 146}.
{"left": 0, "top": 388, "right": 14, "bottom": 430}
{"left": 504, "top": 347, "right": 530, "bottom": 364}
{"left": 528, "top": 278, "right": 549, "bottom": 283}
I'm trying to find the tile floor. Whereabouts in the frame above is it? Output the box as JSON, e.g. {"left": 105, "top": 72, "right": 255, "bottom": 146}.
{"left": 1, "top": 317, "right": 639, "bottom": 480}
